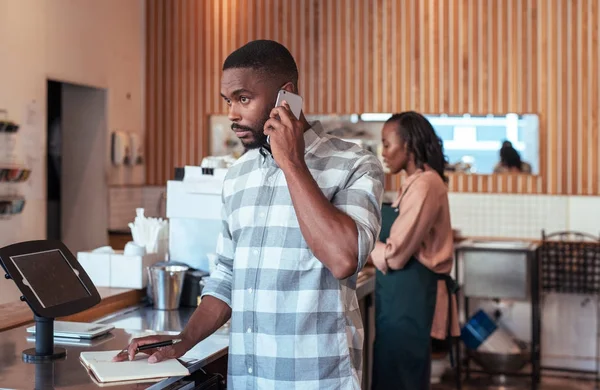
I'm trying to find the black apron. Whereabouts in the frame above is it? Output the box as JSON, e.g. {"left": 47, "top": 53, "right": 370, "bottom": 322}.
{"left": 372, "top": 186, "right": 457, "bottom": 390}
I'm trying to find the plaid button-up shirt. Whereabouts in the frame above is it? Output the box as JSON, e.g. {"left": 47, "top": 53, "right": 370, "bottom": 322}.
{"left": 201, "top": 121, "right": 384, "bottom": 389}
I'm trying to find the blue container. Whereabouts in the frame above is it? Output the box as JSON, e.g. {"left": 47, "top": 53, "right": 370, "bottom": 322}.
{"left": 461, "top": 309, "right": 498, "bottom": 350}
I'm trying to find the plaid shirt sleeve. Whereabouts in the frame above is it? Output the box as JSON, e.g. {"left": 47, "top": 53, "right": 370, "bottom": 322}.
{"left": 200, "top": 198, "right": 235, "bottom": 307}
{"left": 332, "top": 153, "right": 384, "bottom": 274}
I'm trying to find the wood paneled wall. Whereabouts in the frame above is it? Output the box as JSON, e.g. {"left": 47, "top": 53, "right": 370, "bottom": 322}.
{"left": 145, "top": 0, "right": 600, "bottom": 195}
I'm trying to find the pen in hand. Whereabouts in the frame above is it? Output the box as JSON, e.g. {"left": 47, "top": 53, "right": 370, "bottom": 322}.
{"left": 136, "top": 338, "right": 182, "bottom": 352}
{"left": 114, "top": 338, "right": 182, "bottom": 361}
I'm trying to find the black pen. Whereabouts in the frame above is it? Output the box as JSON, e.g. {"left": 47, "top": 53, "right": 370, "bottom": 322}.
{"left": 137, "top": 338, "right": 182, "bottom": 352}
{"left": 118, "top": 338, "right": 182, "bottom": 356}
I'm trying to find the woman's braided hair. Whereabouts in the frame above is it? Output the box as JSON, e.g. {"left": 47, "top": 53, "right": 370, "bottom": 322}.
{"left": 386, "top": 111, "right": 448, "bottom": 183}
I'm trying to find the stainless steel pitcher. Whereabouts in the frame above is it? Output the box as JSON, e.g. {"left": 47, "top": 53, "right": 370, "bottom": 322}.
{"left": 147, "top": 264, "right": 188, "bottom": 310}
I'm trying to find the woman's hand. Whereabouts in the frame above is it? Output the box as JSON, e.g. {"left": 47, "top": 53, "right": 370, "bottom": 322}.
{"left": 370, "top": 242, "right": 388, "bottom": 275}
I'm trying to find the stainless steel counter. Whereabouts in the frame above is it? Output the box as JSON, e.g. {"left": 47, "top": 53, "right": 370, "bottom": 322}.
{"left": 0, "top": 307, "right": 227, "bottom": 390}
{"left": 0, "top": 325, "right": 169, "bottom": 389}
{"left": 97, "top": 305, "right": 197, "bottom": 333}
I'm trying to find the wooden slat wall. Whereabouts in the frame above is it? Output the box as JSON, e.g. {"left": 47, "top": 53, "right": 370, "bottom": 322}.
{"left": 145, "top": 0, "right": 600, "bottom": 195}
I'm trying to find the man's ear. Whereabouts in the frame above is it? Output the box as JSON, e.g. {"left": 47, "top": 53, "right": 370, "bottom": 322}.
{"left": 280, "top": 82, "right": 296, "bottom": 93}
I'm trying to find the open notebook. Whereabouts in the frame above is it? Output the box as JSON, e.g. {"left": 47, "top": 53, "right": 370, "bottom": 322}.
{"left": 80, "top": 350, "right": 190, "bottom": 385}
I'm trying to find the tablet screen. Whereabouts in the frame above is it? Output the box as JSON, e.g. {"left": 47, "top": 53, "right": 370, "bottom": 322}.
{"left": 10, "top": 249, "right": 91, "bottom": 308}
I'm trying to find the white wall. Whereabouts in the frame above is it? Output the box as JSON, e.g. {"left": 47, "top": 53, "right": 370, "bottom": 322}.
{"left": 0, "top": 0, "right": 145, "bottom": 246}
{"left": 0, "top": 0, "right": 145, "bottom": 303}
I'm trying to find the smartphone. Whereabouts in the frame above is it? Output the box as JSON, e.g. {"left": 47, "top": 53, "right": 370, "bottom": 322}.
{"left": 267, "top": 90, "right": 303, "bottom": 145}
{"left": 275, "top": 90, "right": 303, "bottom": 120}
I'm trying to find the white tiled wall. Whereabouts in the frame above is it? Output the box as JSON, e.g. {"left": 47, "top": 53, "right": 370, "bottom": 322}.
{"left": 110, "top": 189, "right": 599, "bottom": 238}
{"left": 568, "top": 196, "right": 600, "bottom": 237}
{"left": 108, "top": 187, "right": 143, "bottom": 231}
{"left": 108, "top": 186, "right": 166, "bottom": 231}
{"left": 449, "top": 193, "right": 599, "bottom": 239}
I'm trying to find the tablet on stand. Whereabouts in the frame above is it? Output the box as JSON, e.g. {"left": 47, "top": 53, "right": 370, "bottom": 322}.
{"left": 0, "top": 240, "right": 101, "bottom": 362}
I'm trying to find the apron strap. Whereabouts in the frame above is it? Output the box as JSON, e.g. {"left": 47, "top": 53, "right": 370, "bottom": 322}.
{"left": 438, "top": 274, "right": 459, "bottom": 368}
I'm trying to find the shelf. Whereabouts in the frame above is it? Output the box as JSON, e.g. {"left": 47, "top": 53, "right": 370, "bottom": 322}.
{"left": 0, "top": 167, "right": 31, "bottom": 183}
{"left": 0, "top": 121, "right": 19, "bottom": 133}
{"left": 0, "top": 196, "right": 25, "bottom": 217}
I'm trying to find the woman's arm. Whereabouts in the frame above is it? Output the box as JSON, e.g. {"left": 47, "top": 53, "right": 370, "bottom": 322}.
{"left": 384, "top": 178, "right": 441, "bottom": 270}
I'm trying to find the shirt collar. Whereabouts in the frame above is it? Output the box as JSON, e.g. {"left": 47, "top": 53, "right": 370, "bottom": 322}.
{"left": 303, "top": 120, "right": 324, "bottom": 154}
{"left": 391, "top": 167, "right": 428, "bottom": 208}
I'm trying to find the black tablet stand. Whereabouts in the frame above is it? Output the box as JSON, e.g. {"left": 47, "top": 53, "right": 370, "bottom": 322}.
{"left": 0, "top": 240, "right": 101, "bottom": 363}
{"left": 24, "top": 315, "right": 66, "bottom": 362}
{"left": 34, "top": 358, "right": 56, "bottom": 390}
{"left": 3, "top": 270, "right": 67, "bottom": 362}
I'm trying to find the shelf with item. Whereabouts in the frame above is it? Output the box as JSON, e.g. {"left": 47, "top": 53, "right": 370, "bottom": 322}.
{"left": 0, "top": 110, "right": 29, "bottom": 182}
{"left": 0, "top": 109, "right": 28, "bottom": 218}
{"left": 0, "top": 166, "right": 31, "bottom": 183}
{"left": 0, "top": 195, "right": 25, "bottom": 218}
{"left": 0, "top": 109, "right": 19, "bottom": 133}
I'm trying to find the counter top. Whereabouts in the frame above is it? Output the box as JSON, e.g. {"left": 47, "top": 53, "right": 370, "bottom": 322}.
{"left": 0, "top": 270, "right": 376, "bottom": 389}
{"left": 0, "top": 307, "right": 229, "bottom": 389}
{"left": 0, "top": 287, "right": 144, "bottom": 332}
{"left": 0, "top": 326, "right": 159, "bottom": 389}
{"left": 97, "top": 305, "right": 230, "bottom": 368}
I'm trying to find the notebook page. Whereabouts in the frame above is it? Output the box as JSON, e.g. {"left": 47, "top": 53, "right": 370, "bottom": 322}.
{"left": 181, "top": 333, "right": 229, "bottom": 363}
{"left": 80, "top": 350, "right": 189, "bottom": 383}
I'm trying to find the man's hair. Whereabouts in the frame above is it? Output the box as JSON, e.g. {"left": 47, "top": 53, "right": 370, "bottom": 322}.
{"left": 222, "top": 40, "right": 299, "bottom": 87}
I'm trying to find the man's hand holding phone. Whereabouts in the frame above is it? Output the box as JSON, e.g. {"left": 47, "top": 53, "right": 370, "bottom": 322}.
{"left": 264, "top": 100, "right": 306, "bottom": 171}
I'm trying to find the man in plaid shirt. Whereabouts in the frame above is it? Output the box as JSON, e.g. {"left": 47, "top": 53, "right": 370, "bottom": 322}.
{"left": 117, "top": 40, "right": 383, "bottom": 389}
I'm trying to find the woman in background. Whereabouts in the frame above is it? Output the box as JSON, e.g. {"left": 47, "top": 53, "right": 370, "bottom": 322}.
{"left": 493, "top": 141, "right": 532, "bottom": 173}
{"left": 369, "top": 111, "right": 460, "bottom": 390}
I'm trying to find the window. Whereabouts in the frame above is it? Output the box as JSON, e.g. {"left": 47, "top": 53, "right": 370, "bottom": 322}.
{"left": 423, "top": 114, "right": 539, "bottom": 174}
{"left": 356, "top": 113, "right": 540, "bottom": 174}
{"left": 209, "top": 112, "right": 541, "bottom": 175}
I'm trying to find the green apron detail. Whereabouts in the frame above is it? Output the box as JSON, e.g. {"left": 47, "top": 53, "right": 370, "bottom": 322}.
{"left": 371, "top": 257, "right": 439, "bottom": 390}
{"left": 371, "top": 261, "right": 459, "bottom": 390}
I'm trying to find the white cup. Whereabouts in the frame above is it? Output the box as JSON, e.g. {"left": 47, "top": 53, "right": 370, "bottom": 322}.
{"left": 124, "top": 241, "right": 146, "bottom": 256}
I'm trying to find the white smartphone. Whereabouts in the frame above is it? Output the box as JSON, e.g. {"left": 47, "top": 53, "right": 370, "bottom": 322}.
{"left": 267, "top": 90, "right": 303, "bottom": 145}
{"left": 275, "top": 90, "right": 303, "bottom": 119}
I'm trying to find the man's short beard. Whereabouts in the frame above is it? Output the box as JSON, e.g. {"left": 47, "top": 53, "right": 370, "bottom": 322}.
{"left": 243, "top": 132, "right": 268, "bottom": 150}
{"left": 231, "top": 123, "right": 268, "bottom": 150}
{"left": 232, "top": 110, "right": 271, "bottom": 150}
